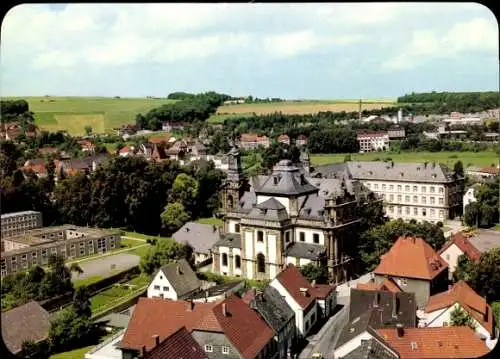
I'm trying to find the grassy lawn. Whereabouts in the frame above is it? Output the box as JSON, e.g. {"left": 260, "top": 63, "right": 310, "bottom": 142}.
{"left": 207, "top": 112, "right": 254, "bottom": 123}
{"left": 73, "top": 275, "right": 104, "bottom": 288}
{"left": 2, "top": 96, "right": 177, "bottom": 135}
{"left": 124, "top": 245, "right": 151, "bottom": 258}
{"left": 494, "top": 224, "right": 500, "bottom": 231}
{"left": 196, "top": 217, "right": 224, "bottom": 226}
{"left": 120, "top": 237, "right": 146, "bottom": 247}
{"left": 310, "top": 151, "right": 499, "bottom": 168}
{"left": 50, "top": 345, "right": 95, "bottom": 359}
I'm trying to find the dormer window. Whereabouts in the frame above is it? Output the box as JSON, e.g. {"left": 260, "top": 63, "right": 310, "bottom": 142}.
{"left": 273, "top": 177, "right": 279, "bottom": 185}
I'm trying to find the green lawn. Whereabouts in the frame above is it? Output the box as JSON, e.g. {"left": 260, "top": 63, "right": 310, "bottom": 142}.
{"left": 50, "top": 345, "right": 95, "bottom": 359}
{"left": 207, "top": 112, "right": 254, "bottom": 123}
{"left": 494, "top": 224, "right": 500, "bottom": 231}
{"left": 120, "top": 237, "right": 146, "bottom": 248}
{"left": 124, "top": 245, "right": 151, "bottom": 258}
{"left": 196, "top": 217, "right": 224, "bottom": 226}
{"left": 310, "top": 151, "right": 499, "bottom": 168}
{"left": 2, "top": 96, "right": 177, "bottom": 135}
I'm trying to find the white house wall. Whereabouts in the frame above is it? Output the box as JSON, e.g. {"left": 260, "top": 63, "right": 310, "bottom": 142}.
{"left": 245, "top": 231, "right": 254, "bottom": 279}
{"left": 294, "top": 228, "right": 324, "bottom": 246}
{"left": 257, "top": 195, "right": 290, "bottom": 213}
{"left": 270, "top": 279, "right": 305, "bottom": 335}
{"left": 147, "top": 273, "right": 177, "bottom": 300}
{"left": 232, "top": 247, "right": 242, "bottom": 276}
{"left": 228, "top": 220, "right": 239, "bottom": 233}
{"left": 334, "top": 332, "right": 374, "bottom": 358}
{"left": 439, "top": 244, "right": 464, "bottom": 279}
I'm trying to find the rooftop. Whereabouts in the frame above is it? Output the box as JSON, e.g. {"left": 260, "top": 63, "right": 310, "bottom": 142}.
{"left": 141, "top": 327, "right": 207, "bottom": 359}
{"left": 188, "top": 280, "right": 244, "bottom": 300}
{"left": 438, "top": 232, "right": 481, "bottom": 262}
{"left": 172, "top": 222, "right": 221, "bottom": 254}
{"left": 356, "top": 277, "right": 402, "bottom": 293}
{"left": 374, "top": 237, "right": 448, "bottom": 281}
{"left": 156, "top": 259, "right": 200, "bottom": 298}
{"left": 284, "top": 242, "right": 327, "bottom": 260}
{"left": 273, "top": 264, "right": 315, "bottom": 310}
{"left": 1, "top": 210, "right": 41, "bottom": 219}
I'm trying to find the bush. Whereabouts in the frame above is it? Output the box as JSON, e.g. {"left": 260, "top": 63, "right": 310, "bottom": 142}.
{"left": 436, "top": 221, "right": 443, "bottom": 228}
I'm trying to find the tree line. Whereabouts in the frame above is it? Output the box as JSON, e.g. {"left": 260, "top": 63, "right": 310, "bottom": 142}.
{"left": 397, "top": 91, "right": 500, "bottom": 112}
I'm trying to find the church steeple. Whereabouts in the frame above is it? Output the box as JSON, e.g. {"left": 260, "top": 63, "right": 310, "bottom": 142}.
{"left": 300, "top": 148, "right": 311, "bottom": 174}
{"left": 227, "top": 144, "right": 243, "bottom": 184}
{"left": 223, "top": 142, "right": 246, "bottom": 212}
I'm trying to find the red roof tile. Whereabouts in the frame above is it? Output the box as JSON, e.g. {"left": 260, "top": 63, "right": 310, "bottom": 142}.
{"left": 425, "top": 281, "right": 494, "bottom": 335}
{"left": 374, "top": 237, "right": 448, "bottom": 280}
{"left": 275, "top": 264, "right": 315, "bottom": 310}
{"left": 439, "top": 233, "right": 481, "bottom": 262}
{"left": 377, "top": 326, "right": 490, "bottom": 358}
{"left": 477, "top": 167, "right": 500, "bottom": 175}
{"left": 142, "top": 327, "right": 207, "bottom": 359}
{"left": 119, "top": 145, "right": 132, "bottom": 154}
{"left": 356, "top": 278, "right": 402, "bottom": 293}
{"left": 311, "top": 284, "right": 335, "bottom": 299}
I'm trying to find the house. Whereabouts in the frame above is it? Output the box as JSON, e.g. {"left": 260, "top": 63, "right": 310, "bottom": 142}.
{"left": 115, "top": 124, "right": 137, "bottom": 137}
{"left": 239, "top": 133, "right": 270, "bottom": 150}
{"left": 58, "top": 154, "right": 110, "bottom": 177}
{"left": 148, "top": 135, "right": 170, "bottom": 146}
{"left": 356, "top": 276, "right": 403, "bottom": 293}
{"left": 173, "top": 222, "right": 221, "bottom": 265}
{"left": 387, "top": 126, "right": 406, "bottom": 140}
{"left": 140, "top": 327, "right": 207, "bottom": 359}
{"left": 119, "top": 145, "right": 135, "bottom": 157}
{"left": 1, "top": 301, "right": 52, "bottom": 355}
{"left": 189, "top": 280, "right": 245, "bottom": 303}
{"left": 23, "top": 158, "right": 49, "bottom": 178}
{"left": 373, "top": 236, "right": 449, "bottom": 309}
{"left": 295, "top": 134, "right": 308, "bottom": 147}
{"left": 311, "top": 281, "right": 337, "bottom": 318}
{"left": 242, "top": 286, "right": 296, "bottom": 358}
{"left": 465, "top": 166, "right": 500, "bottom": 181}
{"left": 162, "top": 121, "right": 186, "bottom": 132}
{"left": 136, "top": 143, "right": 166, "bottom": 161}
{"left": 119, "top": 295, "right": 276, "bottom": 359}
{"left": 467, "top": 229, "right": 500, "bottom": 253}
{"left": 277, "top": 134, "right": 290, "bottom": 145}
{"left": 77, "top": 140, "right": 96, "bottom": 152}
{"left": 463, "top": 184, "right": 481, "bottom": 213}
{"left": 166, "top": 140, "right": 188, "bottom": 162}
{"left": 377, "top": 326, "right": 490, "bottom": 358}
{"left": 356, "top": 131, "right": 390, "bottom": 153}
{"left": 269, "top": 264, "right": 319, "bottom": 337}
{"left": 438, "top": 233, "right": 481, "bottom": 280}
{"left": 420, "top": 280, "right": 497, "bottom": 349}
{"left": 147, "top": 259, "right": 200, "bottom": 300}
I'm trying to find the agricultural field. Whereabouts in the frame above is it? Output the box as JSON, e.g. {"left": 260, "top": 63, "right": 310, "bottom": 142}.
{"left": 310, "top": 151, "right": 500, "bottom": 168}
{"left": 2, "top": 96, "right": 176, "bottom": 136}
{"left": 216, "top": 99, "right": 396, "bottom": 116}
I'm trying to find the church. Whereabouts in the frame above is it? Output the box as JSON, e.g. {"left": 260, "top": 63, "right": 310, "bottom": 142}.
{"left": 211, "top": 145, "right": 369, "bottom": 284}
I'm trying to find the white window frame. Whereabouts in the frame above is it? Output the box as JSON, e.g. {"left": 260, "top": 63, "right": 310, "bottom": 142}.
{"left": 204, "top": 345, "right": 213, "bottom": 353}
{"left": 222, "top": 346, "right": 230, "bottom": 355}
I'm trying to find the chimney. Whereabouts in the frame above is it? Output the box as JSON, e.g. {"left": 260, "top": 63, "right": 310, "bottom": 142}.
{"left": 299, "top": 288, "right": 309, "bottom": 296}
{"left": 392, "top": 294, "right": 397, "bottom": 318}
{"left": 411, "top": 237, "right": 416, "bottom": 244}
{"left": 222, "top": 303, "right": 228, "bottom": 316}
{"left": 311, "top": 279, "right": 316, "bottom": 287}
{"left": 396, "top": 323, "right": 404, "bottom": 337}
{"left": 142, "top": 345, "right": 147, "bottom": 356}
{"left": 373, "top": 293, "right": 380, "bottom": 308}
{"left": 152, "top": 334, "right": 160, "bottom": 346}
{"left": 186, "top": 299, "right": 194, "bottom": 312}
{"left": 484, "top": 304, "right": 489, "bottom": 322}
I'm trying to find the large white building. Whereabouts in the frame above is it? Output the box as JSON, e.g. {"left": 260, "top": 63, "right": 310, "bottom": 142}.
{"left": 356, "top": 131, "right": 390, "bottom": 153}
{"left": 311, "top": 161, "right": 465, "bottom": 223}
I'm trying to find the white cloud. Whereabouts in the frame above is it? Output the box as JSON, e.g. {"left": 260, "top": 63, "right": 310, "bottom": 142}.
{"left": 383, "top": 17, "right": 498, "bottom": 71}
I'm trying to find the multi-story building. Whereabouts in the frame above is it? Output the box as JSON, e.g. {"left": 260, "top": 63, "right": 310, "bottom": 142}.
{"left": 311, "top": 161, "right": 465, "bottom": 223}
{"left": 1, "top": 211, "right": 43, "bottom": 239}
{"left": 212, "top": 146, "right": 367, "bottom": 283}
{"left": 238, "top": 133, "right": 270, "bottom": 150}
{"left": 0, "top": 225, "right": 120, "bottom": 277}
{"left": 356, "top": 131, "right": 390, "bottom": 153}
{"left": 387, "top": 125, "right": 406, "bottom": 140}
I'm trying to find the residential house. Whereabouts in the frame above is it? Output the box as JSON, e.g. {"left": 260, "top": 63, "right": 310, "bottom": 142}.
{"left": 277, "top": 134, "right": 290, "bottom": 145}
{"left": 373, "top": 236, "right": 449, "bottom": 309}
{"left": 356, "top": 131, "right": 390, "bottom": 153}
{"left": 387, "top": 126, "right": 406, "bottom": 141}
{"left": 467, "top": 229, "right": 500, "bottom": 253}
{"left": 465, "top": 166, "right": 500, "bottom": 182}
{"left": 295, "top": 135, "right": 308, "bottom": 147}
{"left": 420, "top": 280, "right": 497, "bottom": 349}
{"left": 148, "top": 135, "right": 170, "bottom": 146}
{"left": 119, "top": 295, "right": 277, "bottom": 359}
{"left": 136, "top": 143, "right": 166, "bottom": 161}
{"left": 23, "top": 158, "right": 50, "bottom": 178}
{"left": 269, "top": 264, "right": 319, "bottom": 338}
{"left": 311, "top": 281, "right": 337, "bottom": 319}
{"left": 239, "top": 133, "right": 270, "bottom": 150}
{"left": 356, "top": 276, "right": 403, "bottom": 293}
{"left": 463, "top": 184, "right": 481, "bottom": 213}
{"left": 147, "top": 259, "right": 200, "bottom": 300}
{"left": 78, "top": 140, "right": 96, "bottom": 152}
{"left": 58, "top": 154, "right": 110, "bottom": 177}
{"left": 115, "top": 124, "right": 137, "bottom": 137}
{"left": 438, "top": 233, "right": 481, "bottom": 280}
{"left": 311, "top": 161, "right": 466, "bottom": 223}
{"left": 443, "top": 116, "right": 482, "bottom": 126}
{"left": 119, "top": 145, "right": 135, "bottom": 157}
{"left": 242, "top": 286, "right": 296, "bottom": 358}
{"left": 173, "top": 222, "right": 221, "bottom": 265}
{"left": 1, "top": 301, "right": 52, "bottom": 355}
{"left": 377, "top": 326, "right": 490, "bottom": 358}
{"left": 140, "top": 327, "right": 207, "bottom": 359}
{"left": 162, "top": 121, "right": 186, "bottom": 132}
{"left": 1, "top": 211, "right": 43, "bottom": 239}
{"left": 166, "top": 140, "right": 188, "bottom": 162}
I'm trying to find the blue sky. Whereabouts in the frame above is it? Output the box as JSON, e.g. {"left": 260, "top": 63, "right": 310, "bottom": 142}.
{"left": 1, "top": 3, "right": 498, "bottom": 99}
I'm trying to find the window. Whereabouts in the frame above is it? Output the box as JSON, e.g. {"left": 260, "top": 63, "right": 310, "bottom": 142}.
{"left": 163, "top": 286, "right": 169, "bottom": 291}
{"left": 430, "top": 209, "right": 435, "bottom": 217}
{"left": 405, "top": 185, "right": 410, "bottom": 192}
{"left": 422, "top": 196, "right": 426, "bottom": 204}
{"left": 313, "top": 233, "right": 320, "bottom": 244}
{"left": 446, "top": 254, "right": 450, "bottom": 261}
{"left": 405, "top": 195, "right": 409, "bottom": 202}
{"left": 405, "top": 207, "right": 410, "bottom": 215}
{"left": 439, "top": 198, "right": 444, "bottom": 205}
{"left": 222, "top": 253, "right": 228, "bottom": 266}
{"left": 257, "top": 231, "right": 264, "bottom": 242}
{"left": 397, "top": 185, "right": 402, "bottom": 191}
{"left": 421, "top": 186, "right": 426, "bottom": 193}
{"left": 389, "top": 205, "right": 394, "bottom": 213}
{"left": 382, "top": 184, "right": 386, "bottom": 190}
{"left": 439, "top": 187, "right": 444, "bottom": 193}
{"left": 235, "top": 223, "right": 240, "bottom": 233}
{"left": 204, "top": 345, "right": 213, "bottom": 353}
{"left": 389, "top": 185, "right": 394, "bottom": 190}
{"left": 413, "top": 208, "right": 418, "bottom": 215}
{"left": 299, "top": 232, "right": 305, "bottom": 242}
{"left": 227, "top": 195, "right": 233, "bottom": 209}
{"left": 79, "top": 248, "right": 85, "bottom": 255}
{"left": 285, "top": 231, "right": 290, "bottom": 243}
{"left": 374, "top": 183, "right": 379, "bottom": 189}
{"left": 422, "top": 209, "right": 426, "bottom": 217}
{"left": 430, "top": 197, "right": 435, "bottom": 204}
{"left": 439, "top": 210, "right": 444, "bottom": 218}
{"left": 390, "top": 194, "right": 394, "bottom": 201}
{"left": 79, "top": 242, "right": 85, "bottom": 248}
{"left": 257, "top": 253, "right": 266, "bottom": 273}
{"left": 235, "top": 255, "right": 241, "bottom": 269}
{"left": 413, "top": 196, "right": 418, "bottom": 203}
{"left": 413, "top": 186, "right": 418, "bottom": 192}
{"left": 401, "top": 278, "right": 408, "bottom": 286}
{"left": 110, "top": 239, "right": 115, "bottom": 249}
{"left": 154, "top": 285, "right": 160, "bottom": 290}
{"left": 430, "top": 186, "right": 435, "bottom": 193}
{"left": 397, "top": 206, "right": 402, "bottom": 215}
{"left": 222, "top": 346, "right": 230, "bottom": 355}
{"left": 51, "top": 247, "right": 57, "bottom": 255}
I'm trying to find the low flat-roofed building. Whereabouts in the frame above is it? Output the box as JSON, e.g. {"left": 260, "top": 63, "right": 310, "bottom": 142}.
{"left": 0, "top": 225, "right": 120, "bottom": 277}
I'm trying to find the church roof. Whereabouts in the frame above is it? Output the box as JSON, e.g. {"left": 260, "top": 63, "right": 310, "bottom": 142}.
{"left": 244, "top": 198, "right": 289, "bottom": 222}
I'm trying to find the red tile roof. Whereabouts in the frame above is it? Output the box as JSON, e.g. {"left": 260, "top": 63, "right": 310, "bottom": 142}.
{"left": 297, "top": 134, "right": 307, "bottom": 141}
{"left": 311, "top": 284, "right": 335, "bottom": 299}
{"left": 119, "top": 145, "right": 132, "bottom": 154}
{"left": 439, "top": 233, "right": 481, "bottom": 262}
{"left": 275, "top": 264, "right": 315, "bottom": 310}
{"left": 121, "top": 295, "right": 274, "bottom": 359}
{"left": 142, "top": 327, "right": 207, "bottom": 359}
{"left": 478, "top": 167, "right": 500, "bottom": 175}
{"left": 356, "top": 277, "right": 402, "bottom": 293}
{"left": 377, "top": 326, "right": 490, "bottom": 358}
{"left": 240, "top": 133, "right": 268, "bottom": 142}
{"left": 425, "top": 281, "right": 494, "bottom": 335}
{"left": 241, "top": 289, "right": 257, "bottom": 305}
{"left": 374, "top": 237, "right": 448, "bottom": 280}
{"left": 278, "top": 134, "right": 290, "bottom": 140}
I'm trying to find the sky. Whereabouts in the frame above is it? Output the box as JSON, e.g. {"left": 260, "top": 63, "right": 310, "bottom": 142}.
{"left": 1, "top": 3, "right": 498, "bottom": 99}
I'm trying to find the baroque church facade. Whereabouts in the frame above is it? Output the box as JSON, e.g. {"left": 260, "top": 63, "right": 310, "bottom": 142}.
{"left": 211, "top": 146, "right": 369, "bottom": 284}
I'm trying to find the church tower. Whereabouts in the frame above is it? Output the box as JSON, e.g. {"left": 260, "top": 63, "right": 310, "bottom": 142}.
{"left": 300, "top": 148, "right": 311, "bottom": 174}
{"left": 223, "top": 144, "right": 246, "bottom": 212}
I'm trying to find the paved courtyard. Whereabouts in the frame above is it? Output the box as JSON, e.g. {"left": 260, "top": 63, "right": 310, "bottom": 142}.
{"left": 469, "top": 229, "right": 500, "bottom": 252}
{"left": 72, "top": 253, "right": 141, "bottom": 280}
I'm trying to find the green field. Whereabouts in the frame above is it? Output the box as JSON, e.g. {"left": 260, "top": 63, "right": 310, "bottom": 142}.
{"left": 208, "top": 112, "right": 254, "bottom": 124}
{"left": 310, "top": 151, "right": 500, "bottom": 168}
{"left": 196, "top": 217, "right": 224, "bottom": 226}
{"left": 90, "top": 275, "right": 149, "bottom": 314}
{"left": 2, "top": 96, "right": 176, "bottom": 136}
